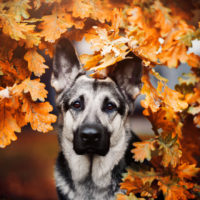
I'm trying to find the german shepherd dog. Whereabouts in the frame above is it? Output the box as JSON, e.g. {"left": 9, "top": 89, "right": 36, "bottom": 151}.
{"left": 51, "top": 38, "right": 143, "bottom": 200}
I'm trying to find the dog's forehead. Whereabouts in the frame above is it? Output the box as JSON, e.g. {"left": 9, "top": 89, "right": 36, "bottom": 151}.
{"left": 72, "top": 75, "right": 116, "bottom": 91}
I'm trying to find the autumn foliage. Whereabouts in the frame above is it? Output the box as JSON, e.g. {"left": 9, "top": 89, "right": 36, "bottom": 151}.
{"left": 0, "top": 0, "right": 200, "bottom": 199}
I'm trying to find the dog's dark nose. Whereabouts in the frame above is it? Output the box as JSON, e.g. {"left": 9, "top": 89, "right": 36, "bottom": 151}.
{"left": 80, "top": 127, "right": 101, "bottom": 143}
{"left": 74, "top": 124, "right": 110, "bottom": 156}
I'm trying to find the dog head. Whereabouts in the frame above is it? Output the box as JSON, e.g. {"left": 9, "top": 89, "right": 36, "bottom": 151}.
{"left": 51, "top": 38, "right": 142, "bottom": 156}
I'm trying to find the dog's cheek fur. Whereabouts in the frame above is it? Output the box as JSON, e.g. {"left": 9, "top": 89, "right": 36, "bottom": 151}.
{"left": 62, "top": 111, "right": 74, "bottom": 142}
{"left": 109, "top": 114, "right": 127, "bottom": 147}
{"left": 92, "top": 127, "right": 128, "bottom": 188}
{"left": 60, "top": 135, "right": 91, "bottom": 182}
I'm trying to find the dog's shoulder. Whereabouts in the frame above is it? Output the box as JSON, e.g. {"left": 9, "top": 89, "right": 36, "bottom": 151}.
{"left": 125, "top": 130, "right": 141, "bottom": 166}
{"left": 109, "top": 130, "right": 141, "bottom": 192}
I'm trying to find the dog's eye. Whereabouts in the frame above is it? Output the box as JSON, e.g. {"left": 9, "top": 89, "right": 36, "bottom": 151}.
{"left": 103, "top": 102, "right": 117, "bottom": 112}
{"left": 71, "top": 100, "right": 82, "bottom": 110}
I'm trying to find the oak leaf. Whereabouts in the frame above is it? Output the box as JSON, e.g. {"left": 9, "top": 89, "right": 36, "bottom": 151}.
{"left": 177, "top": 163, "right": 200, "bottom": 180}
{"left": 22, "top": 97, "right": 57, "bottom": 132}
{"left": 6, "top": 0, "right": 31, "bottom": 22}
{"left": 39, "top": 9, "right": 75, "bottom": 43}
{"left": 162, "top": 86, "right": 188, "bottom": 112}
{"left": 132, "top": 140, "right": 156, "bottom": 162}
{"left": 140, "top": 72, "right": 161, "bottom": 115}
{"left": 158, "top": 134, "right": 182, "bottom": 168}
{"left": 12, "top": 78, "right": 48, "bottom": 102}
{"left": 0, "top": 13, "right": 35, "bottom": 41}
{"left": 24, "top": 49, "right": 48, "bottom": 76}
{"left": 0, "top": 101, "right": 21, "bottom": 148}
{"left": 158, "top": 181, "right": 195, "bottom": 200}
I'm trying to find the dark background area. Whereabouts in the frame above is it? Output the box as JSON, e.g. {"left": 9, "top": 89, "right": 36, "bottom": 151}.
{"left": 0, "top": 128, "right": 58, "bottom": 200}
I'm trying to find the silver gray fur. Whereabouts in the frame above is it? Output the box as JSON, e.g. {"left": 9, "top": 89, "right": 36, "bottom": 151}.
{"left": 51, "top": 38, "right": 142, "bottom": 200}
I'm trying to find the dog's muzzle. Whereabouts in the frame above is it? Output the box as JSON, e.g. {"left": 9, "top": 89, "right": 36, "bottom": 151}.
{"left": 73, "top": 124, "right": 110, "bottom": 156}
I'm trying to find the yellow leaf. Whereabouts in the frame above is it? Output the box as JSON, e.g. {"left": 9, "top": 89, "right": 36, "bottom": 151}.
{"left": 24, "top": 49, "right": 48, "bottom": 76}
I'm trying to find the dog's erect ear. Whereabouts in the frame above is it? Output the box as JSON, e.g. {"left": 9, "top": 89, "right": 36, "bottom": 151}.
{"left": 51, "top": 38, "right": 81, "bottom": 93}
{"left": 110, "top": 55, "right": 143, "bottom": 101}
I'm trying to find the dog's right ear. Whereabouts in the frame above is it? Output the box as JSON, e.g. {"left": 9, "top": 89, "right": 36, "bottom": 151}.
{"left": 51, "top": 38, "right": 81, "bottom": 93}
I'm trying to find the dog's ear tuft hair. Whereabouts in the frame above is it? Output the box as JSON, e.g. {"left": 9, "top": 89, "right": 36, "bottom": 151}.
{"left": 51, "top": 38, "right": 81, "bottom": 93}
{"left": 110, "top": 55, "right": 143, "bottom": 101}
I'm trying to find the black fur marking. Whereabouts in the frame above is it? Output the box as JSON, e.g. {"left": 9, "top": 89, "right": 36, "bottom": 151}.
{"left": 56, "top": 152, "right": 75, "bottom": 191}
{"left": 93, "top": 79, "right": 98, "bottom": 91}
{"left": 56, "top": 187, "right": 70, "bottom": 200}
{"left": 118, "top": 97, "right": 126, "bottom": 116}
{"left": 73, "top": 72, "right": 85, "bottom": 83}
{"left": 63, "top": 97, "right": 70, "bottom": 111}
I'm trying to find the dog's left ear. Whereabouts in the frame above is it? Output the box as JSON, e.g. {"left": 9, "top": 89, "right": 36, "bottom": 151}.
{"left": 51, "top": 38, "right": 81, "bottom": 93}
{"left": 110, "top": 56, "right": 143, "bottom": 101}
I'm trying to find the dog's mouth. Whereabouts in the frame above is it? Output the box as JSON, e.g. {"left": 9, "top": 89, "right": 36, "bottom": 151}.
{"left": 73, "top": 146, "right": 109, "bottom": 156}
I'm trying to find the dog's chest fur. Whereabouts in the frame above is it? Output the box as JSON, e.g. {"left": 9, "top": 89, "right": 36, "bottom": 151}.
{"left": 55, "top": 151, "right": 129, "bottom": 200}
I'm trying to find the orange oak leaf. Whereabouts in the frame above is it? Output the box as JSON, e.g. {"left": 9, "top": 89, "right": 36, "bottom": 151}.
{"left": 116, "top": 193, "right": 146, "bottom": 200}
{"left": 22, "top": 97, "right": 57, "bottom": 132}
{"left": 120, "top": 174, "right": 143, "bottom": 195}
{"left": 24, "top": 49, "right": 48, "bottom": 76}
{"left": 162, "top": 86, "right": 188, "bottom": 112}
{"left": 158, "top": 181, "right": 195, "bottom": 200}
{"left": 23, "top": 32, "right": 41, "bottom": 48}
{"left": 187, "top": 53, "right": 200, "bottom": 68}
{"left": 0, "top": 102, "right": 21, "bottom": 148}
{"left": 39, "top": 41, "right": 54, "bottom": 58}
{"left": 120, "top": 169, "right": 159, "bottom": 198}
{"left": 158, "top": 135, "right": 182, "bottom": 168}
{"left": 0, "top": 13, "right": 35, "bottom": 41}
{"left": 12, "top": 78, "right": 48, "bottom": 102}
{"left": 140, "top": 72, "right": 161, "bottom": 115}
{"left": 39, "top": 9, "right": 75, "bottom": 43}
{"left": 71, "top": 0, "right": 93, "bottom": 19}
{"left": 177, "top": 163, "right": 200, "bottom": 180}
{"left": 132, "top": 140, "right": 156, "bottom": 162}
